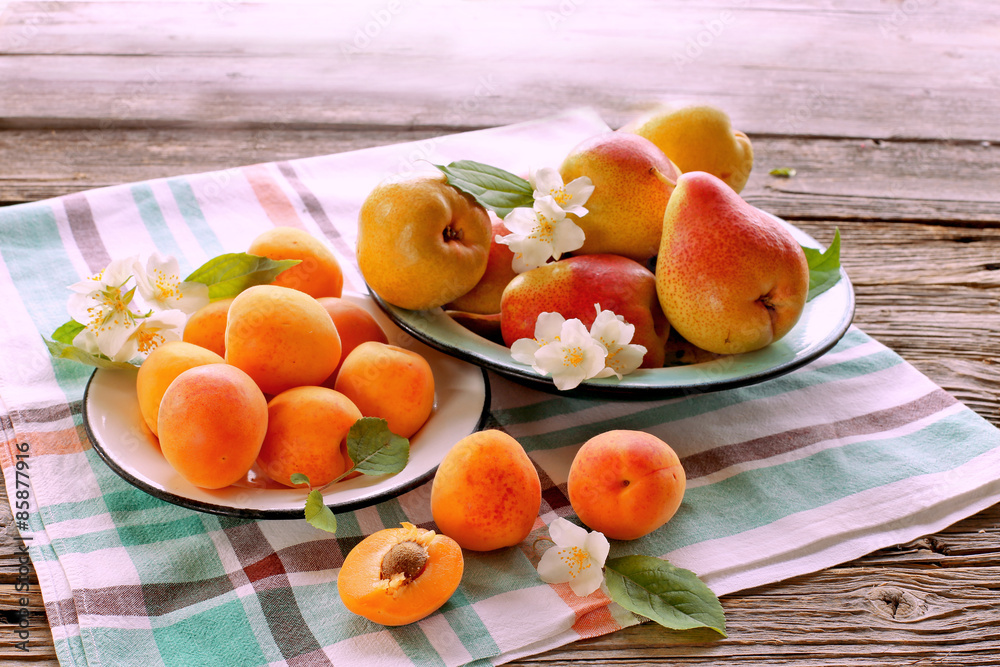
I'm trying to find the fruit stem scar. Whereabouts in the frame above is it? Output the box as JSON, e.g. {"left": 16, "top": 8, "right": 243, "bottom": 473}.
{"left": 443, "top": 225, "right": 464, "bottom": 242}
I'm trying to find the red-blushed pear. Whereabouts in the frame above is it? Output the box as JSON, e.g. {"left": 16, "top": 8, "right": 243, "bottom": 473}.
{"left": 357, "top": 172, "right": 492, "bottom": 311}
{"left": 654, "top": 171, "right": 809, "bottom": 355}
{"left": 500, "top": 254, "right": 670, "bottom": 369}
{"left": 558, "top": 132, "right": 681, "bottom": 262}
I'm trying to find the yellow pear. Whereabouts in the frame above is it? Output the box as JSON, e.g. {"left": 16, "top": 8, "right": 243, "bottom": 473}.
{"left": 620, "top": 104, "right": 754, "bottom": 193}
{"left": 655, "top": 172, "right": 809, "bottom": 355}
{"left": 357, "top": 172, "right": 492, "bottom": 311}
{"left": 558, "top": 132, "right": 680, "bottom": 262}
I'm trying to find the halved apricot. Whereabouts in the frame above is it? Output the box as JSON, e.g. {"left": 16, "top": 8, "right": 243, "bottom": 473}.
{"left": 337, "top": 522, "right": 463, "bottom": 626}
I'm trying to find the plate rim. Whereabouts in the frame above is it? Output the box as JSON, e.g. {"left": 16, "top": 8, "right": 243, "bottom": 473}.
{"left": 82, "top": 330, "right": 492, "bottom": 520}
{"left": 369, "top": 220, "right": 856, "bottom": 398}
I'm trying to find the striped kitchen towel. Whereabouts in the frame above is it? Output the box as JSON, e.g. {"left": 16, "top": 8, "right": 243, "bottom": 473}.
{"left": 2, "top": 108, "right": 999, "bottom": 666}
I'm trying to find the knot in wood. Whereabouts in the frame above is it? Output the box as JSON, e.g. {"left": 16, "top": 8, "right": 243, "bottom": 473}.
{"left": 865, "top": 586, "right": 926, "bottom": 621}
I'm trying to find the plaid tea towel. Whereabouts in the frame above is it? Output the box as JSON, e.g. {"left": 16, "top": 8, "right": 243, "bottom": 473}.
{"left": 2, "top": 108, "right": 999, "bottom": 666}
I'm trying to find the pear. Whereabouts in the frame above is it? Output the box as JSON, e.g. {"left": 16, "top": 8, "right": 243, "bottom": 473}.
{"left": 558, "top": 132, "right": 680, "bottom": 262}
{"left": 620, "top": 104, "right": 754, "bottom": 193}
{"left": 500, "top": 254, "right": 670, "bottom": 369}
{"left": 357, "top": 172, "right": 491, "bottom": 311}
{"left": 654, "top": 172, "right": 809, "bottom": 355}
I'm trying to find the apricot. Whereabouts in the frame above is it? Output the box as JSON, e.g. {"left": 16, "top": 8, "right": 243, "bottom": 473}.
{"left": 136, "top": 340, "right": 225, "bottom": 436}
{"left": 316, "top": 297, "right": 389, "bottom": 387}
{"left": 338, "top": 522, "right": 463, "bottom": 626}
{"left": 333, "top": 342, "right": 434, "bottom": 439}
{"left": 430, "top": 430, "right": 541, "bottom": 551}
{"left": 248, "top": 226, "right": 344, "bottom": 299}
{"left": 157, "top": 364, "right": 268, "bottom": 489}
{"left": 182, "top": 297, "right": 234, "bottom": 358}
{"left": 256, "top": 386, "right": 362, "bottom": 488}
{"left": 567, "top": 430, "right": 686, "bottom": 541}
{"left": 225, "top": 284, "right": 342, "bottom": 395}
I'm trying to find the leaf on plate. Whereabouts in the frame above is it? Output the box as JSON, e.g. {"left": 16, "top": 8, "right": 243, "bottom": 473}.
{"left": 51, "top": 319, "right": 86, "bottom": 345}
{"left": 801, "top": 228, "right": 842, "bottom": 301}
{"left": 345, "top": 417, "right": 410, "bottom": 477}
{"left": 604, "top": 555, "right": 727, "bottom": 638}
{"left": 184, "top": 252, "right": 300, "bottom": 300}
{"left": 304, "top": 489, "right": 338, "bottom": 533}
{"left": 769, "top": 167, "right": 797, "bottom": 177}
{"left": 435, "top": 160, "right": 535, "bottom": 217}
{"left": 43, "top": 337, "right": 140, "bottom": 371}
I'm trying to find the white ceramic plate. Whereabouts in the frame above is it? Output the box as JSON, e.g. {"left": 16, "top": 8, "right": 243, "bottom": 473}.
{"left": 371, "top": 218, "right": 855, "bottom": 398}
{"left": 82, "top": 293, "right": 490, "bottom": 519}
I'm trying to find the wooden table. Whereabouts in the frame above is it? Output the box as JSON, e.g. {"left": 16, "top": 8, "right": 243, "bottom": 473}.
{"left": 2, "top": 1, "right": 998, "bottom": 664}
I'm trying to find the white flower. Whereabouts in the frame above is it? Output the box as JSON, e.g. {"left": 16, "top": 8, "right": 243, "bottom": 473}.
{"left": 67, "top": 255, "right": 144, "bottom": 359}
{"left": 537, "top": 517, "right": 610, "bottom": 597}
{"left": 509, "top": 311, "right": 566, "bottom": 365}
{"left": 530, "top": 167, "right": 594, "bottom": 217}
{"left": 115, "top": 309, "right": 187, "bottom": 361}
{"left": 498, "top": 197, "right": 585, "bottom": 272}
{"left": 531, "top": 318, "right": 607, "bottom": 391}
{"left": 589, "top": 305, "right": 647, "bottom": 379}
{"left": 134, "top": 252, "right": 209, "bottom": 315}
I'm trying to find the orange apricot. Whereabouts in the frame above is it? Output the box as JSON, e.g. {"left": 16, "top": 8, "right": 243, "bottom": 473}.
{"left": 430, "top": 430, "right": 541, "bottom": 551}
{"left": 182, "top": 297, "right": 234, "bottom": 358}
{"left": 334, "top": 342, "right": 434, "bottom": 439}
{"left": 248, "top": 226, "right": 344, "bottom": 299}
{"left": 567, "top": 430, "right": 686, "bottom": 541}
{"left": 157, "top": 364, "right": 268, "bottom": 489}
{"left": 256, "top": 386, "right": 362, "bottom": 488}
{"left": 316, "top": 297, "right": 388, "bottom": 387}
{"left": 136, "top": 340, "right": 225, "bottom": 436}
{"left": 225, "top": 284, "right": 342, "bottom": 395}
{"left": 337, "top": 522, "right": 463, "bottom": 626}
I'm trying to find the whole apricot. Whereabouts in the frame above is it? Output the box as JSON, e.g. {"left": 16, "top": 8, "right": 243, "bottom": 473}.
{"left": 248, "top": 226, "right": 344, "bottom": 299}
{"left": 316, "top": 297, "right": 389, "bottom": 387}
{"left": 338, "top": 522, "right": 463, "bottom": 626}
{"left": 157, "top": 364, "right": 268, "bottom": 489}
{"left": 225, "top": 284, "right": 342, "bottom": 395}
{"left": 334, "top": 342, "right": 434, "bottom": 439}
{"left": 257, "top": 386, "right": 363, "bottom": 488}
{"left": 567, "top": 430, "right": 685, "bottom": 541}
{"left": 182, "top": 297, "right": 234, "bottom": 358}
{"left": 136, "top": 340, "right": 225, "bottom": 436}
{"left": 430, "top": 430, "right": 541, "bottom": 552}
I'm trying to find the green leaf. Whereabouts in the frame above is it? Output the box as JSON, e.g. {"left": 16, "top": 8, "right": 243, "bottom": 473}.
{"left": 289, "top": 473, "right": 311, "bottom": 488}
{"left": 769, "top": 167, "right": 797, "bottom": 177}
{"left": 346, "top": 417, "right": 410, "bottom": 476}
{"left": 304, "top": 489, "right": 338, "bottom": 533}
{"left": 604, "top": 555, "right": 727, "bottom": 638}
{"left": 435, "top": 160, "right": 535, "bottom": 217}
{"left": 51, "top": 320, "right": 86, "bottom": 345}
{"left": 184, "top": 252, "right": 300, "bottom": 300}
{"left": 43, "top": 337, "right": 140, "bottom": 371}
{"left": 801, "top": 228, "right": 842, "bottom": 301}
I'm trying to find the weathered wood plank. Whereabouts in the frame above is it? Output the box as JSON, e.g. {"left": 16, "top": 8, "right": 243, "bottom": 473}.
{"left": 2, "top": 1, "right": 999, "bottom": 140}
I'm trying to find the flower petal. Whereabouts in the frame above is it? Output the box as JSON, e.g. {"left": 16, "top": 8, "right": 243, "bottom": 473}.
{"left": 510, "top": 338, "right": 541, "bottom": 365}
{"left": 583, "top": 530, "right": 611, "bottom": 568}
{"left": 567, "top": 562, "right": 604, "bottom": 597}
{"left": 536, "top": 546, "right": 573, "bottom": 585}
{"left": 548, "top": 517, "right": 589, "bottom": 548}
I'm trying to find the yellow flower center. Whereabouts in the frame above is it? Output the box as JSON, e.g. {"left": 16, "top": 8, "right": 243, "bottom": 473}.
{"left": 531, "top": 213, "right": 556, "bottom": 244}
{"left": 550, "top": 187, "right": 570, "bottom": 206}
{"left": 86, "top": 283, "right": 136, "bottom": 336}
{"left": 563, "top": 345, "right": 584, "bottom": 368}
{"left": 560, "top": 546, "right": 591, "bottom": 579}
{"left": 153, "top": 268, "right": 181, "bottom": 301}
{"left": 135, "top": 326, "right": 166, "bottom": 354}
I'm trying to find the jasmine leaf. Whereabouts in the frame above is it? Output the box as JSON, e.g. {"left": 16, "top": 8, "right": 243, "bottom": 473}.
{"left": 51, "top": 319, "right": 86, "bottom": 345}
{"left": 604, "top": 555, "right": 727, "bottom": 638}
{"left": 43, "top": 337, "right": 139, "bottom": 370}
{"left": 436, "top": 160, "right": 535, "bottom": 217}
{"left": 304, "top": 489, "right": 338, "bottom": 533}
{"left": 801, "top": 228, "right": 842, "bottom": 301}
{"left": 346, "top": 417, "right": 410, "bottom": 476}
{"left": 769, "top": 167, "right": 797, "bottom": 177}
{"left": 184, "top": 252, "right": 300, "bottom": 300}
